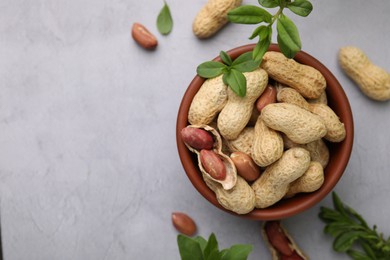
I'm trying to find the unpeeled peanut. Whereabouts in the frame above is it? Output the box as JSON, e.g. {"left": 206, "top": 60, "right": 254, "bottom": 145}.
{"left": 252, "top": 148, "right": 311, "bottom": 208}
{"left": 218, "top": 68, "right": 268, "bottom": 140}
{"left": 261, "top": 51, "right": 326, "bottom": 99}
{"left": 192, "top": 0, "right": 242, "bottom": 38}
{"left": 172, "top": 212, "right": 197, "bottom": 236}
{"left": 230, "top": 151, "right": 261, "bottom": 182}
{"left": 131, "top": 23, "right": 158, "bottom": 49}
{"left": 181, "top": 127, "right": 214, "bottom": 150}
{"left": 277, "top": 87, "right": 346, "bottom": 143}
{"left": 213, "top": 175, "right": 256, "bottom": 214}
{"left": 251, "top": 117, "right": 283, "bottom": 167}
{"left": 225, "top": 127, "right": 254, "bottom": 156}
{"left": 310, "top": 104, "right": 346, "bottom": 142}
{"left": 307, "top": 90, "right": 328, "bottom": 105}
{"left": 277, "top": 87, "right": 311, "bottom": 111}
{"left": 261, "top": 103, "right": 327, "bottom": 144}
{"left": 188, "top": 75, "right": 228, "bottom": 125}
{"left": 283, "top": 135, "right": 330, "bottom": 169}
{"left": 339, "top": 46, "right": 390, "bottom": 101}
{"left": 199, "top": 149, "right": 227, "bottom": 181}
{"left": 285, "top": 161, "right": 324, "bottom": 198}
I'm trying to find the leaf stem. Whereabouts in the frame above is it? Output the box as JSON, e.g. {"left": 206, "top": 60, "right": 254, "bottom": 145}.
{"left": 271, "top": 7, "right": 283, "bottom": 26}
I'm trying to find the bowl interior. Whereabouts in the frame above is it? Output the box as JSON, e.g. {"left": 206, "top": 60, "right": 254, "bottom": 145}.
{"left": 176, "top": 44, "right": 354, "bottom": 220}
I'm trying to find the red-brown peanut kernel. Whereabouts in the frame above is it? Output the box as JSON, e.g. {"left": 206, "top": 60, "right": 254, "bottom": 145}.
{"left": 256, "top": 84, "right": 277, "bottom": 112}
{"left": 200, "top": 149, "right": 227, "bottom": 180}
{"left": 181, "top": 127, "right": 214, "bottom": 150}
{"left": 265, "top": 221, "right": 294, "bottom": 256}
{"left": 131, "top": 23, "right": 158, "bottom": 50}
{"left": 230, "top": 152, "right": 261, "bottom": 182}
{"left": 171, "top": 212, "right": 197, "bottom": 236}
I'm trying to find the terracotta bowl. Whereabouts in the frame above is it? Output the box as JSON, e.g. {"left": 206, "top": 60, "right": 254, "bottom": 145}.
{"left": 176, "top": 43, "right": 354, "bottom": 220}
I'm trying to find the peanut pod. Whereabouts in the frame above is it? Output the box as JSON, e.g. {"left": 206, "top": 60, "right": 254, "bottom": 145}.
{"left": 261, "top": 103, "right": 327, "bottom": 144}
{"left": 192, "top": 0, "right": 242, "bottom": 38}
{"left": 285, "top": 161, "right": 324, "bottom": 198}
{"left": 251, "top": 117, "right": 283, "bottom": 167}
{"left": 339, "top": 46, "right": 390, "bottom": 101}
{"left": 188, "top": 75, "right": 228, "bottom": 125}
{"left": 252, "top": 148, "right": 311, "bottom": 208}
{"left": 261, "top": 51, "right": 326, "bottom": 99}
{"left": 225, "top": 127, "right": 254, "bottom": 156}
{"left": 218, "top": 68, "right": 268, "bottom": 140}
{"left": 183, "top": 125, "right": 237, "bottom": 190}
{"left": 277, "top": 87, "right": 346, "bottom": 143}
{"left": 203, "top": 173, "right": 256, "bottom": 214}
{"left": 262, "top": 221, "right": 308, "bottom": 260}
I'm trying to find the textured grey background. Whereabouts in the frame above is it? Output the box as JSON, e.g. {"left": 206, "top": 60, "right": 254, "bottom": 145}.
{"left": 0, "top": 0, "right": 389, "bottom": 259}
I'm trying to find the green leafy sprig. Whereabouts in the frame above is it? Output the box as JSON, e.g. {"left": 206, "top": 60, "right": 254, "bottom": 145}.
{"left": 196, "top": 51, "right": 260, "bottom": 97}
{"left": 157, "top": 1, "right": 173, "bottom": 35}
{"left": 227, "top": 0, "right": 313, "bottom": 61}
{"left": 177, "top": 233, "right": 253, "bottom": 260}
{"left": 319, "top": 192, "right": 390, "bottom": 259}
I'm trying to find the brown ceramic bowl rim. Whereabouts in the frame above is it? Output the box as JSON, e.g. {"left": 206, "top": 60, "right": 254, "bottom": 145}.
{"left": 176, "top": 43, "right": 354, "bottom": 220}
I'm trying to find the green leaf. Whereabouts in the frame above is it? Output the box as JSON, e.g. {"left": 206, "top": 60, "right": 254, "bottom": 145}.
{"left": 220, "top": 249, "right": 228, "bottom": 257}
{"left": 347, "top": 249, "right": 371, "bottom": 260}
{"left": 253, "top": 26, "right": 272, "bottom": 62}
{"left": 277, "top": 14, "right": 301, "bottom": 58}
{"left": 157, "top": 1, "right": 173, "bottom": 35}
{"left": 324, "top": 222, "right": 365, "bottom": 237}
{"left": 222, "top": 72, "right": 229, "bottom": 86}
{"left": 319, "top": 193, "right": 390, "bottom": 259}
{"left": 345, "top": 205, "right": 369, "bottom": 228}
{"left": 205, "top": 249, "right": 222, "bottom": 260}
{"left": 177, "top": 235, "right": 204, "bottom": 260}
{"left": 231, "top": 52, "right": 260, "bottom": 72}
{"left": 333, "top": 231, "right": 364, "bottom": 252}
{"left": 248, "top": 26, "right": 262, "bottom": 40}
{"left": 287, "top": 0, "right": 313, "bottom": 17}
{"left": 194, "top": 236, "right": 208, "bottom": 252}
{"left": 319, "top": 207, "right": 345, "bottom": 223}
{"left": 228, "top": 5, "right": 272, "bottom": 24}
{"left": 204, "top": 233, "right": 219, "bottom": 259}
{"left": 258, "top": 0, "right": 279, "bottom": 8}
{"left": 332, "top": 192, "right": 349, "bottom": 217}
{"left": 221, "top": 244, "right": 253, "bottom": 260}
{"left": 197, "top": 61, "right": 226, "bottom": 78}
{"left": 223, "top": 69, "right": 247, "bottom": 97}
{"left": 220, "top": 51, "right": 233, "bottom": 66}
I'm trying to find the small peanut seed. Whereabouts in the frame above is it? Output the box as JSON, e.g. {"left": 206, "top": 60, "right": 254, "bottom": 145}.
{"left": 200, "top": 149, "right": 227, "bottom": 181}
{"left": 181, "top": 127, "right": 214, "bottom": 150}
{"left": 265, "top": 221, "right": 294, "bottom": 256}
{"left": 230, "top": 152, "right": 260, "bottom": 182}
{"left": 131, "top": 23, "right": 158, "bottom": 50}
{"left": 171, "top": 212, "right": 197, "bottom": 236}
{"left": 256, "top": 84, "right": 277, "bottom": 112}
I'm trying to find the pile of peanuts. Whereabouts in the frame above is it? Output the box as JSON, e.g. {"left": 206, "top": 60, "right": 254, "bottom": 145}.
{"left": 181, "top": 51, "right": 346, "bottom": 215}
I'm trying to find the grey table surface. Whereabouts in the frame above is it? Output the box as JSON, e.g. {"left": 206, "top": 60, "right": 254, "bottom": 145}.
{"left": 1, "top": 0, "right": 390, "bottom": 259}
